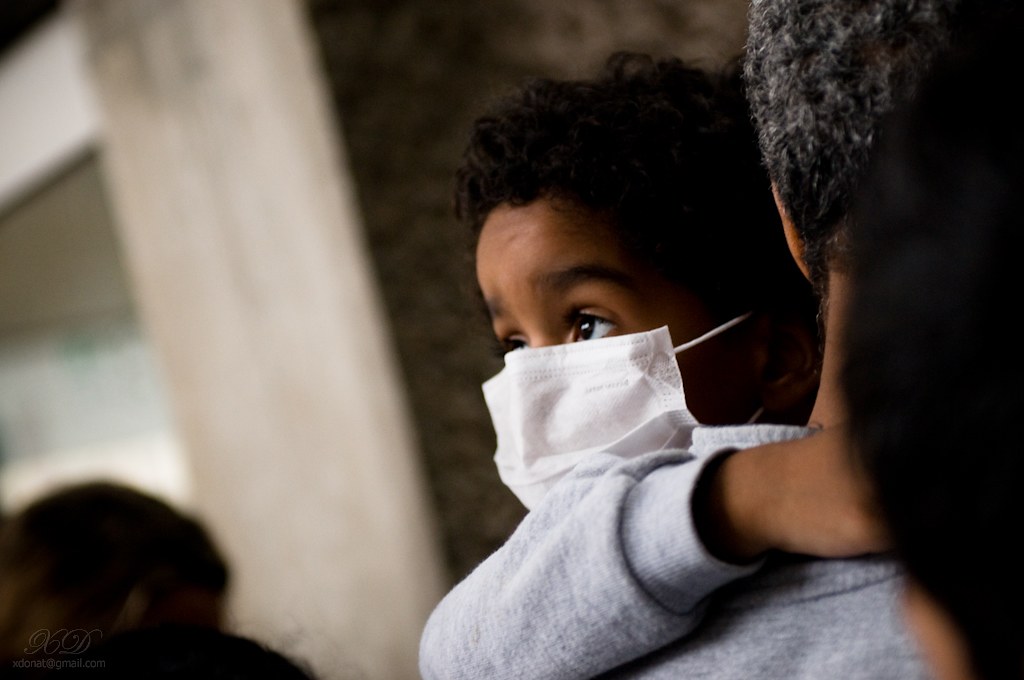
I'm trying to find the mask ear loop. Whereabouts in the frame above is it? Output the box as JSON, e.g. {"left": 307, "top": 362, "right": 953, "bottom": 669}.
{"left": 672, "top": 311, "right": 754, "bottom": 354}
{"left": 673, "top": 312, "right": 762, "bottom": 424}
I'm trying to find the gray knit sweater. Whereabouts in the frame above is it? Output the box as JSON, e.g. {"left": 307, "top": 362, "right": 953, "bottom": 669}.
{"left": 419, "top": 424, "right": 929, "bottom": 679}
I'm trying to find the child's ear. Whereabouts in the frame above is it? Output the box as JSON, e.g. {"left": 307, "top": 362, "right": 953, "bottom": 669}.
{"left": 754, "top": 312, "right": 822, "bottom": 425}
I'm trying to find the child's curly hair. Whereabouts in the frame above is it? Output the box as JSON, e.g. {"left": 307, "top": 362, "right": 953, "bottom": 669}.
{"left": 455, "top": 51, "right": 812, "bottom": 322}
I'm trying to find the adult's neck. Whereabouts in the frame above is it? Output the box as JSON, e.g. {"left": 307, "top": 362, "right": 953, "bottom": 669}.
{"left": 807, "top": 270, "right": 850, "bottom": 429}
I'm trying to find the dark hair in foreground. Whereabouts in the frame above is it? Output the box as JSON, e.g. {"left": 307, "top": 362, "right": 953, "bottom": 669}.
{"left": 455, "top": 51, "right": 813, "bottom": 323}
{"left": 843, "top": 13, "right": 1024, "bottom": 680}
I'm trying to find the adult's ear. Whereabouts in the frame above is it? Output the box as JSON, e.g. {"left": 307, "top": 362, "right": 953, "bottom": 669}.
{"left": 754, "top": 310, "right": 822, "bottom": 426}
{"left": 772, "top": 183, "right": 812, "bottom": 282}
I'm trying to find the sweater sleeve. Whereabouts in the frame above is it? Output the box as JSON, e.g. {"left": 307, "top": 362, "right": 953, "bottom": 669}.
{"left": 418, "top": 449, "right": 764, "bottom": 680}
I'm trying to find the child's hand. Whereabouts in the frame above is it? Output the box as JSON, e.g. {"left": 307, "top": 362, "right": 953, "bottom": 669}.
{"left": 698, "top": 426, "right": 890, "bottom": 562}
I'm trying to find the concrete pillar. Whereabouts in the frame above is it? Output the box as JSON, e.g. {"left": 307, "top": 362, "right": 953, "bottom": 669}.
{"left": 72, "top": 1, "right": 445, "bottom": 677}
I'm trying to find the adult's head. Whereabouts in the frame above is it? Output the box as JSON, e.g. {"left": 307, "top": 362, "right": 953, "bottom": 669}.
{"left": 744, "top": 0, "right": 962, "bottom": 300}
{"left": 0, "top": 481, "right": 229, "bottom": 662}
{"left": 459, "top": 51, "right": 819, "bottom": 425}
{"left": 843, "top": 11, "right": 1023, "bottom": 680}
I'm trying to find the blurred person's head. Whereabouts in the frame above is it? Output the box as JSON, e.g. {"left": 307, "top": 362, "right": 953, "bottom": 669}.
{"left": 34, "top": 623, "right": 317, "bottom": 680}
{"left": 843, "top": 10, "right": 1024, "bottom": 680}
{"left": 0, "top": 481, "right": 228, "bottom": 662}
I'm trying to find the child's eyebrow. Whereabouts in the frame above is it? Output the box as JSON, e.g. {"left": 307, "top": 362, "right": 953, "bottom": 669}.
{"left": 538, "top": 264, "right": 637, "bottom": 293}
{"left": 483, "top": 264, "right": 637, "bottom": 322}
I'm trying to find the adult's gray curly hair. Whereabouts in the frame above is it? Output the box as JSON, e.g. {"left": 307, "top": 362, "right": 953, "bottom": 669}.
{"left": 743, "top": 0, "right": 961, "bottom": 298}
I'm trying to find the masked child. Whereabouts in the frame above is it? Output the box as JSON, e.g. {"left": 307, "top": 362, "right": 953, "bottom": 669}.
{"left": 458, "top": 51, "right": 820, "bottom": 509}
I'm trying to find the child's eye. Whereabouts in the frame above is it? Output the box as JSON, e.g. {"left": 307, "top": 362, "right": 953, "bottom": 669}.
{"left": 492, "top": 337, "right": 527, "bottom": 357}
{"left": 575, "top": 314, "right": 615, "bottom": 341}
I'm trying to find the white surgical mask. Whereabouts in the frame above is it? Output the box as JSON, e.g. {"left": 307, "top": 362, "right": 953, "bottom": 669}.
{"left": 483, "top": 313, "right": 753, "bottom": 510}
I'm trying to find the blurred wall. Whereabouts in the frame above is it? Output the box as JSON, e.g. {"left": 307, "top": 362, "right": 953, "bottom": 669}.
{"left": 72, "top": 2, "right": 447, "bottom": 678}
{"left": 304, "top": 0, "right": 751, "bottom": 582}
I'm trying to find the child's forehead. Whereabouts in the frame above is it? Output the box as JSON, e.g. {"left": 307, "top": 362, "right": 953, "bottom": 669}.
{"left": 477, "top": 199, "right": 626, "bottom": 264}
{"left": 475, "top": 198, "right": 689, "bottom": 316}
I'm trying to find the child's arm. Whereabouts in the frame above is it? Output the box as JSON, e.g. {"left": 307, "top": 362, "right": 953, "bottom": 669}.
{"left": 418, "top": 428, "right": 888, "bottom": 680}
{"left": 698, "top": 426, "right": 889, "bottom": 561}
{"left": 419, "top": 449, "right": 764, "bottom": 680}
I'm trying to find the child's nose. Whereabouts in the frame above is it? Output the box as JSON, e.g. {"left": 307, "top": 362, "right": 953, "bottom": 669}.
{"left": 528, "top": 331, "right": 568, "bottom": 349}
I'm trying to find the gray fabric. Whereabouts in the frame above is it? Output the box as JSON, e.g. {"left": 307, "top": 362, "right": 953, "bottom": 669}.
{"left": 419, "top": 425, "right": 928, "bottom": 679}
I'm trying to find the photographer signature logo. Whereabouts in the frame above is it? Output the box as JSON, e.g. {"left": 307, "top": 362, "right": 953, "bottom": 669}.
{"left": 10, "top": 630, "right": 107, "bottom": 672}
{"left": 24, "top": 628, "right": 102, "bottom": 656}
